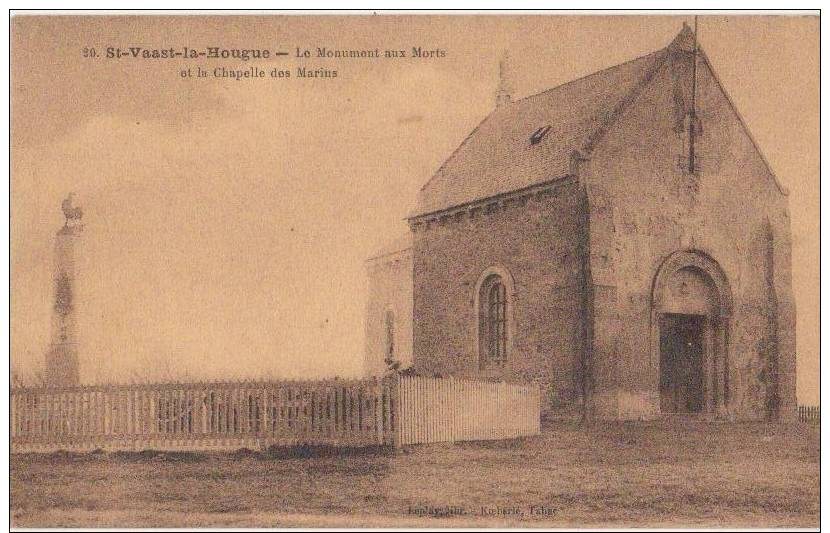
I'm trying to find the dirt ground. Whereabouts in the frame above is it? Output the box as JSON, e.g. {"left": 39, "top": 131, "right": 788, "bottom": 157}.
{"left": 11, "top": 419, "right": 819, "bottom": 528}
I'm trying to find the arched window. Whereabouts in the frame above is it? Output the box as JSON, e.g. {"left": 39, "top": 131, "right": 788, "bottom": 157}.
{"left": 479, "top": 274, "right": 508, "bottom": 367}
{"left": 384, "top": 310, "right": 396, "bottom": 366}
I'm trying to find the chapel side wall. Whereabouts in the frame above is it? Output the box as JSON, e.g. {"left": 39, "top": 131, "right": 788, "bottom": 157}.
{"left": 411, "top": 177, "right": 586, "bottom": 416}
{"left": 584, "top": 47, "right": 795, "bottom": 420}
{"left": 364, "top": 250, "right": 414, "bottom": 377}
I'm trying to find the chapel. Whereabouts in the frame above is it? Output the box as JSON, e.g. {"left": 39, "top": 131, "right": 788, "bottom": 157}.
{"left": 365, "top": 25, "right": 796, "bottom": 421}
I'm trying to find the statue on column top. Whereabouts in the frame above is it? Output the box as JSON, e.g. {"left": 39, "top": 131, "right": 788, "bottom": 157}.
{"left": 61, "top": 193, "right": 83, "bottom": 226}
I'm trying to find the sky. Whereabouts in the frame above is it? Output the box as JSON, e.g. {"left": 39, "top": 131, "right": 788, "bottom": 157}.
{"left": 10, "top": 14, "right": 819, "bottom": 402}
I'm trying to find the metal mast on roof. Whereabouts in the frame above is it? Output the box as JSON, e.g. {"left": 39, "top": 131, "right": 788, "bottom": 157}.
{"left": 689, "top": 16, "right": 699, "bottom": 174}
{"left": 692, "top": 16, "right": 699, "bottom": 111}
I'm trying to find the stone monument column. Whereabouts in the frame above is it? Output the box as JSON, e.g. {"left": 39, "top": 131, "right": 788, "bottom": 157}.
{"left": 44, "top": 193, "right": 83, "bottom": 387}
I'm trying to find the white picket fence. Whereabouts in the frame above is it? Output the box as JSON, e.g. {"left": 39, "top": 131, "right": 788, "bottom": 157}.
{"left": 11, "top": 374, "right": 541, "bottom": 452}
{"left": 11, "top": 379, "right": 396, "bottom": 453}
{"left": 397, "top": 375, "right": 541, "bottom": 445}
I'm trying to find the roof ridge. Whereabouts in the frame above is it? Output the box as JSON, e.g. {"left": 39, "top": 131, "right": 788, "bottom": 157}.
{"left": 579, "top": 47, "right": 671, "bottom": 155}
{"left": 513, "top": 46, "right": 668, "bottom": 106}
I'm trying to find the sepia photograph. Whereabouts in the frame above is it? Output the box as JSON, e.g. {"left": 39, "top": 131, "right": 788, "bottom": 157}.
{"left": 9, "top": 10, "right": 820, "bottom": 529}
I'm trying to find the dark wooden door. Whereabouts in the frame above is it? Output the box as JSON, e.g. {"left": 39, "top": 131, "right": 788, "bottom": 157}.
{"left": 660, "top": 313, "right": 705, "bottom": 414}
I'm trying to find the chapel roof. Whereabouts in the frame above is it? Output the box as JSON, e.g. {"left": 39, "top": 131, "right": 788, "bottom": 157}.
{"left": 413, "top": 27, "right": 696, "bottom": 218}
{"left": 365, "top": 233, "right": 412, "bottom": 263}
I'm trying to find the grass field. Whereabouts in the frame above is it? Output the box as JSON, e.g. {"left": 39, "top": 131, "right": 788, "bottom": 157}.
{"left": 11, "top": 419, "right": 819, "bottom": 528}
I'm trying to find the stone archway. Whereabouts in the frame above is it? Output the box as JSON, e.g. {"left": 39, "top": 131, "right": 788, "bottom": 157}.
{"left": 651, "top": 250, "right": 733, "bottom": 416}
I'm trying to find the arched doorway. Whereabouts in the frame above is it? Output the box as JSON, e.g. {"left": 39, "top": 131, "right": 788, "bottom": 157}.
{"left": 651, "top": 251, "right": 733, "bottom": 416}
